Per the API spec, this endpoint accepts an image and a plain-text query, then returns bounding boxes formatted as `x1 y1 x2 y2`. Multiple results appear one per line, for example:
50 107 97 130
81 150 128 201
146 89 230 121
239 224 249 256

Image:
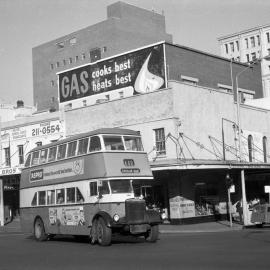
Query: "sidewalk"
0 219 243 234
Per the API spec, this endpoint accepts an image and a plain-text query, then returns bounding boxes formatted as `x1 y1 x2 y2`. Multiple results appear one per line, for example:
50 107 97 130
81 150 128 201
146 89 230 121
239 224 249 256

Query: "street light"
235 54 270 226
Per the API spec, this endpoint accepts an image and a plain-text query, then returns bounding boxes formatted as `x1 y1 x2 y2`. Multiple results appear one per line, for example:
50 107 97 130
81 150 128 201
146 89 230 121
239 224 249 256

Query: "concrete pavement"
0 218 243 234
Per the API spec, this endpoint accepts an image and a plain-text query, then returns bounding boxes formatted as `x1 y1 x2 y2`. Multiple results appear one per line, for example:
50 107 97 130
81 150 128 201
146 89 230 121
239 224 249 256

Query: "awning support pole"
0 179 4 226
240 169 248 226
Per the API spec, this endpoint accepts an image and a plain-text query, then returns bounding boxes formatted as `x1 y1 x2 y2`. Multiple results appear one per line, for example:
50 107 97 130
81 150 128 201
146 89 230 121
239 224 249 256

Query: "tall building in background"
32 1 172 112
218 24 270 97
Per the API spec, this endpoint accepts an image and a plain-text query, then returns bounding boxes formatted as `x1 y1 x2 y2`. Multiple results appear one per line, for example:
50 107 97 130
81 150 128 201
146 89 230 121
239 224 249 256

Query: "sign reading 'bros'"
58 43 166 103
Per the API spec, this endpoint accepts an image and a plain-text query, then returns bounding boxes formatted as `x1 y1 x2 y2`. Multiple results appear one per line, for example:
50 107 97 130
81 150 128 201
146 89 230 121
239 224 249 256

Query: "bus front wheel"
96 218 112 246
34 218 47 241
145 225 159 243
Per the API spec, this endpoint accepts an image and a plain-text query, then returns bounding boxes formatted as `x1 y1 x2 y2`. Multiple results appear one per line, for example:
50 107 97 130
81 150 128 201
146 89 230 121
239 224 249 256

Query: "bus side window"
78 138 89 155
40 149 48 164
31 193 37 206
99 181 110 195
25 153 31 167
67 141 77 157
76 188 84 203
90 182 97 196
47 190 55 205
48 146 57 162
56 189 65 204
38 191 46 206
67 187 75 203
89 136 101 152
31 151 40 166
57 144 67 160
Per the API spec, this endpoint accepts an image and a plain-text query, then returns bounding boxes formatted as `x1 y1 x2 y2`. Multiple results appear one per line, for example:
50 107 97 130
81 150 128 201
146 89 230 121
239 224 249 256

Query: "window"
31 193 37 206
154 128 166 155
103 135 124 150
4 147 11 167
69 37 77 45
38 191 46 206
89 136 101 152
257 35 260 46
90 182 97 196
245 38 249 49
263 136 268 163
81 53 86 60
251 52 256 61
236 41 239 51
57 41 64 49
110 180 132 194
48 146 57 162
56 189 65 204
230 42 234 52
50 63 54 70
99 181 110 195
50 80 55 87
47 190 55 205
124 136 143 151
268 48 270 56
67 141 77 157
250 36 255 47
90 48 101 62
63 59 66 66
248 135 254 162
102 46 107 53
69 57 73 64
56 62 60 68
57 144 67 160
267 32 270 43
18 145 24 165
36 141 42 147
225 44 228 54
25 154 31 167
40 149 48 164
31 151 40 166
75 55 79 62
78 138 89 155
246 54 250 62
76 188 84 203
67 187 76 203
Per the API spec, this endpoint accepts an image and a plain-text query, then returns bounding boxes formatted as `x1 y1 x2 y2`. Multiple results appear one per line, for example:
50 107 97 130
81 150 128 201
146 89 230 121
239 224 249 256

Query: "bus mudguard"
92 211 113 227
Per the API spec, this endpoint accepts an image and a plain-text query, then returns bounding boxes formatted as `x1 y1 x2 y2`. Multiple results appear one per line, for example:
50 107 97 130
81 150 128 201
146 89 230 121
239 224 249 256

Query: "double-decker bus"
20 128 161 246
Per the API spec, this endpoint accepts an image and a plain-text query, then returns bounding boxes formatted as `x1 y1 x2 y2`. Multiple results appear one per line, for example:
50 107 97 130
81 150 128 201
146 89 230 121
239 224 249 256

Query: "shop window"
47 190 55 205
154 128 166 156
248 135 254 162
67 141 77 157
4 147 11 167
18 145 24 165
263 136 268 163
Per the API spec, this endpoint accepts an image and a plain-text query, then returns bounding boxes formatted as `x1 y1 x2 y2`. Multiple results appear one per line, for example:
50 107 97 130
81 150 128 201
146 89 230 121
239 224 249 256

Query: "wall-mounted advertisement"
58 42 166 103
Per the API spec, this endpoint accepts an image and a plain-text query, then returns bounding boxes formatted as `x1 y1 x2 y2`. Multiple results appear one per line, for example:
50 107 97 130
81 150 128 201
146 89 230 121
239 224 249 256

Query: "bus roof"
29 128 141 153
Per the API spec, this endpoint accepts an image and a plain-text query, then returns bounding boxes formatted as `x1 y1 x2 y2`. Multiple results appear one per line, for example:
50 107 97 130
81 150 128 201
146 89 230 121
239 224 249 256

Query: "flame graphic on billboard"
134 53 164 93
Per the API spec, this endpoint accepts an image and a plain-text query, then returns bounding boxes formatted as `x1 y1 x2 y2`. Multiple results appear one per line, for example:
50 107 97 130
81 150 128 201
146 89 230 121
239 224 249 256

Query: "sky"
0 0 270 106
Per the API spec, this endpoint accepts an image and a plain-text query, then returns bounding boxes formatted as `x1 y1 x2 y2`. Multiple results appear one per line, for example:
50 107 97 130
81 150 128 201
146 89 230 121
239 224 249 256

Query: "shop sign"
0 167 21 176
169 196 195 219
264 186 270 193
58 43 166 103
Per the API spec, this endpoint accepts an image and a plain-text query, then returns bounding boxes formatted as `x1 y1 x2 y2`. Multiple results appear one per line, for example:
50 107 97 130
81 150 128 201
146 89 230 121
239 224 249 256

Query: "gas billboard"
58 42 166 103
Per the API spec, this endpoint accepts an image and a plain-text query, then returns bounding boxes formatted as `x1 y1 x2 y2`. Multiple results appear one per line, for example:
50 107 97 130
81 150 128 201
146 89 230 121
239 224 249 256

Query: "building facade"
218 24 270 97
59 42 270 224
0 111 64 224
32 1 172 112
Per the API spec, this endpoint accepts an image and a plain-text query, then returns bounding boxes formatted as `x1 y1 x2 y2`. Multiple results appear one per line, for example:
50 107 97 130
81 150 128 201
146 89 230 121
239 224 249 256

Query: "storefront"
150 160 270 224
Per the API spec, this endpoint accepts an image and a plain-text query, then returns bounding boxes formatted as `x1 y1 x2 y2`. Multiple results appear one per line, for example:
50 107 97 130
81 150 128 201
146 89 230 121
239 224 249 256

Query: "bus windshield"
110 180 133 194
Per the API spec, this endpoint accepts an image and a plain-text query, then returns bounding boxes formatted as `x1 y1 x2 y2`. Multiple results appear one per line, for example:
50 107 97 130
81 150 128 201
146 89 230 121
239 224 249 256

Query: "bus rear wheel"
34 218 47 241
96 218 112 246
145 225 159 243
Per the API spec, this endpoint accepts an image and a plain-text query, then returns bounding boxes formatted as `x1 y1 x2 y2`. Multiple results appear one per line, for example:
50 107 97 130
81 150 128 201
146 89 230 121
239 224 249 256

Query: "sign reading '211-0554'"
58 43 166 103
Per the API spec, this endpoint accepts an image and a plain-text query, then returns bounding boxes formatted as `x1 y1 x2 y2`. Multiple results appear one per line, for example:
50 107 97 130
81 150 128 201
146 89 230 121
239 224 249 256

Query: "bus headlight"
161 212 167 220
113 214 120 222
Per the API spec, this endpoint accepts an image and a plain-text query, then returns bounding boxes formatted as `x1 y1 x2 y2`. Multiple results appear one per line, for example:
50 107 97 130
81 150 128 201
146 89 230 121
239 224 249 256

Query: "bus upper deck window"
31 193 37 206
78 138 89 155
25 153 31 167
67 141 77 157
99 181 110 195
57 144 67 160
40 149 48 164
67 187 76 203
89 136 101 152
48 146 57 162
124 136 143 151
31 151 40 166
103 135 124 150
47 190 55 205
38 191 46 206
90 182 98 196
76 188 84 203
